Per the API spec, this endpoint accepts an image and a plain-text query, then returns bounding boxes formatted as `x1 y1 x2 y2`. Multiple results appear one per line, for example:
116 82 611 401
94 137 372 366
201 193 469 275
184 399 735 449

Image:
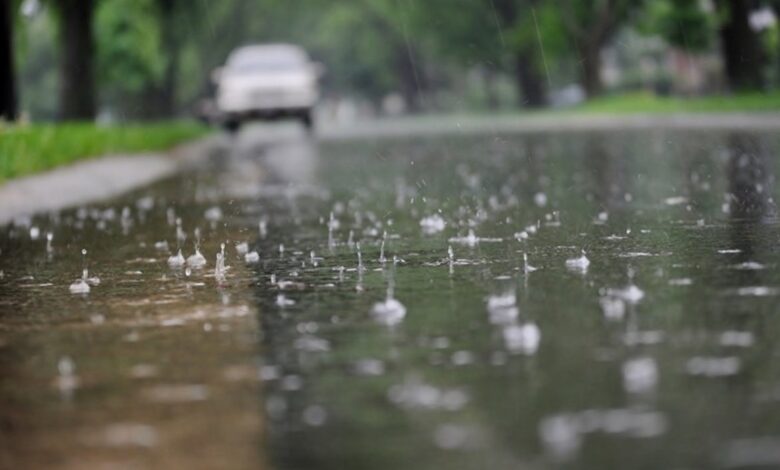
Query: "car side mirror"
211 66 224 84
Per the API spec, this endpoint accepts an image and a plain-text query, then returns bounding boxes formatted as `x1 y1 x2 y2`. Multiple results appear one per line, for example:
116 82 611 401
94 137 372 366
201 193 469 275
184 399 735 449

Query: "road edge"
0 134 223 226
318 112 780 140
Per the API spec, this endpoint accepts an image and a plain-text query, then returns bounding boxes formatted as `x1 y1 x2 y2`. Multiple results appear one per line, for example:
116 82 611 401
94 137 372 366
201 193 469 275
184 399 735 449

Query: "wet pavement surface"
2 124 780 469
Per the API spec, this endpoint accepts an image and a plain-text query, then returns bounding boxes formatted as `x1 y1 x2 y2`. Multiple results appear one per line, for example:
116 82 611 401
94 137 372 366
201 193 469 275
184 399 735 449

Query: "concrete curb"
0 135 221 226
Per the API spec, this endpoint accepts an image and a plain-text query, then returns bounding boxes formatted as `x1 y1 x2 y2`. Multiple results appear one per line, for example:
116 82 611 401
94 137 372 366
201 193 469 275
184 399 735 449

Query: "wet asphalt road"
3 121 780 469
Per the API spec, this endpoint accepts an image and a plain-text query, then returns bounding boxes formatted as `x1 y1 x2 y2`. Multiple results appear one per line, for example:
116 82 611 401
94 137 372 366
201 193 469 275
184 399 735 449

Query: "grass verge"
0 121 209 182
573 91 780 114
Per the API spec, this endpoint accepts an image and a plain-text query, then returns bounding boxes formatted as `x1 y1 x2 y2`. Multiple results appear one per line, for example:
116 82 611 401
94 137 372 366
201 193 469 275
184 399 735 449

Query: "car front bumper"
217 88 317 115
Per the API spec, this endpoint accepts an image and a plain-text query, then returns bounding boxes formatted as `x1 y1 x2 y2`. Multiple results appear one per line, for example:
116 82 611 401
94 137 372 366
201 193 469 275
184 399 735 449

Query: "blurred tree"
492 0 548 107
364 0 431 112
769 1 780 83
0 0 17 120
715 0 766 90
14 2 59 120
155 0 177 117
53 0 96 120
421 0 504 107
308 0 432 112
178 0 257 111
559 0 641 97
644 0 714 51
96 0 164 118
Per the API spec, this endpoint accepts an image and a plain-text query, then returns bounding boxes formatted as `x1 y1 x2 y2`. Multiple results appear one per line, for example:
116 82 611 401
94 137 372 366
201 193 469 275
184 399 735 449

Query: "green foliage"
96 0 165 95
573 90 780 113
10 0 780 117
14 7 58 119
0 121 207 181
642 0 714 51
310 1 405 100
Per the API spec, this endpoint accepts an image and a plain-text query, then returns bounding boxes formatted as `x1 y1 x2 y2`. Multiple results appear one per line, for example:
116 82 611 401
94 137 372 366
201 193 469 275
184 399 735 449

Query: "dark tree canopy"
9 0 780 119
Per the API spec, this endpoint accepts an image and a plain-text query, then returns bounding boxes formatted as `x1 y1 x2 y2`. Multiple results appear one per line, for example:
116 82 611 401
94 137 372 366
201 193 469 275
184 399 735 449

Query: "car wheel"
223 119 241 134
300 111 313 131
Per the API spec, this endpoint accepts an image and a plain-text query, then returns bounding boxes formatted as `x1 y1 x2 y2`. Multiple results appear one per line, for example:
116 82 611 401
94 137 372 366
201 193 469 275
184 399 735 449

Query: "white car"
214 44 321 131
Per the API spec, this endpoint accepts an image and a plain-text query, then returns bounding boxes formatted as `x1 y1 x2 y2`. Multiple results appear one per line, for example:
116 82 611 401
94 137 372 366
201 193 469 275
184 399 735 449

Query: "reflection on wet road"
3 123 780 469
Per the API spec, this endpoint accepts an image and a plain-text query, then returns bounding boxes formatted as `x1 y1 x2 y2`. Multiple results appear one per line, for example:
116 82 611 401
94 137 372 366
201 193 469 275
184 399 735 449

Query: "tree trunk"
0 0 16 121
717 0 765 91
493 0 547 108
515 49 547 108
773 3 780 85
395 42 425 113
58 0 96 121
579 44 602 98
157 0 177 118
483 66 499 110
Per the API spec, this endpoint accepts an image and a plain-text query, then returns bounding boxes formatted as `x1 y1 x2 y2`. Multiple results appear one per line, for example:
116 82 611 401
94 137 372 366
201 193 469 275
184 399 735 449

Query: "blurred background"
3 0 780 125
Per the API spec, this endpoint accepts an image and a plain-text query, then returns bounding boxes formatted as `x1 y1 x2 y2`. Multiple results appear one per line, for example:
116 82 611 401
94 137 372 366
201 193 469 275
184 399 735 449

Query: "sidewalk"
0 136 221 225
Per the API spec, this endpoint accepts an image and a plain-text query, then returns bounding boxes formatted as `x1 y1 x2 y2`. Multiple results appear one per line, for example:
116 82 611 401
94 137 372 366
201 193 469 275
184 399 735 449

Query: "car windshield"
227 48 306 73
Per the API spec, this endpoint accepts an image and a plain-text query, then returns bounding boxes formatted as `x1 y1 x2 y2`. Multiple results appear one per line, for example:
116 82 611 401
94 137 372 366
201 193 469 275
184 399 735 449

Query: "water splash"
449 229 501 247
622 357 658 394
215 243 227 284
167 249 185 268
565 249 590 272
187 249 207 268
276 294 295 307
371 280 406 326
388 376 468 411
539 408 666 460
503 322 540 355
69 249 99 294
69 277 90 294
378 231 387 263
258 218 268 238
608 267 644 304
120 206 133 234
420 214 446 234
328 212 339 249
55 356 79 398
449 229 479 247
245 250 260 264
523 253 538 274
186 229 207 268
487 291 519 325
599 296 626 321
175 218 186 247
204 206 223 223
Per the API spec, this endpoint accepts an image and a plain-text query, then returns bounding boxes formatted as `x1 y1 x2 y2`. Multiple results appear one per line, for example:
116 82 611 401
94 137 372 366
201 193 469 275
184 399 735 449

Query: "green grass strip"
572 91 780 114
0 121 209 182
